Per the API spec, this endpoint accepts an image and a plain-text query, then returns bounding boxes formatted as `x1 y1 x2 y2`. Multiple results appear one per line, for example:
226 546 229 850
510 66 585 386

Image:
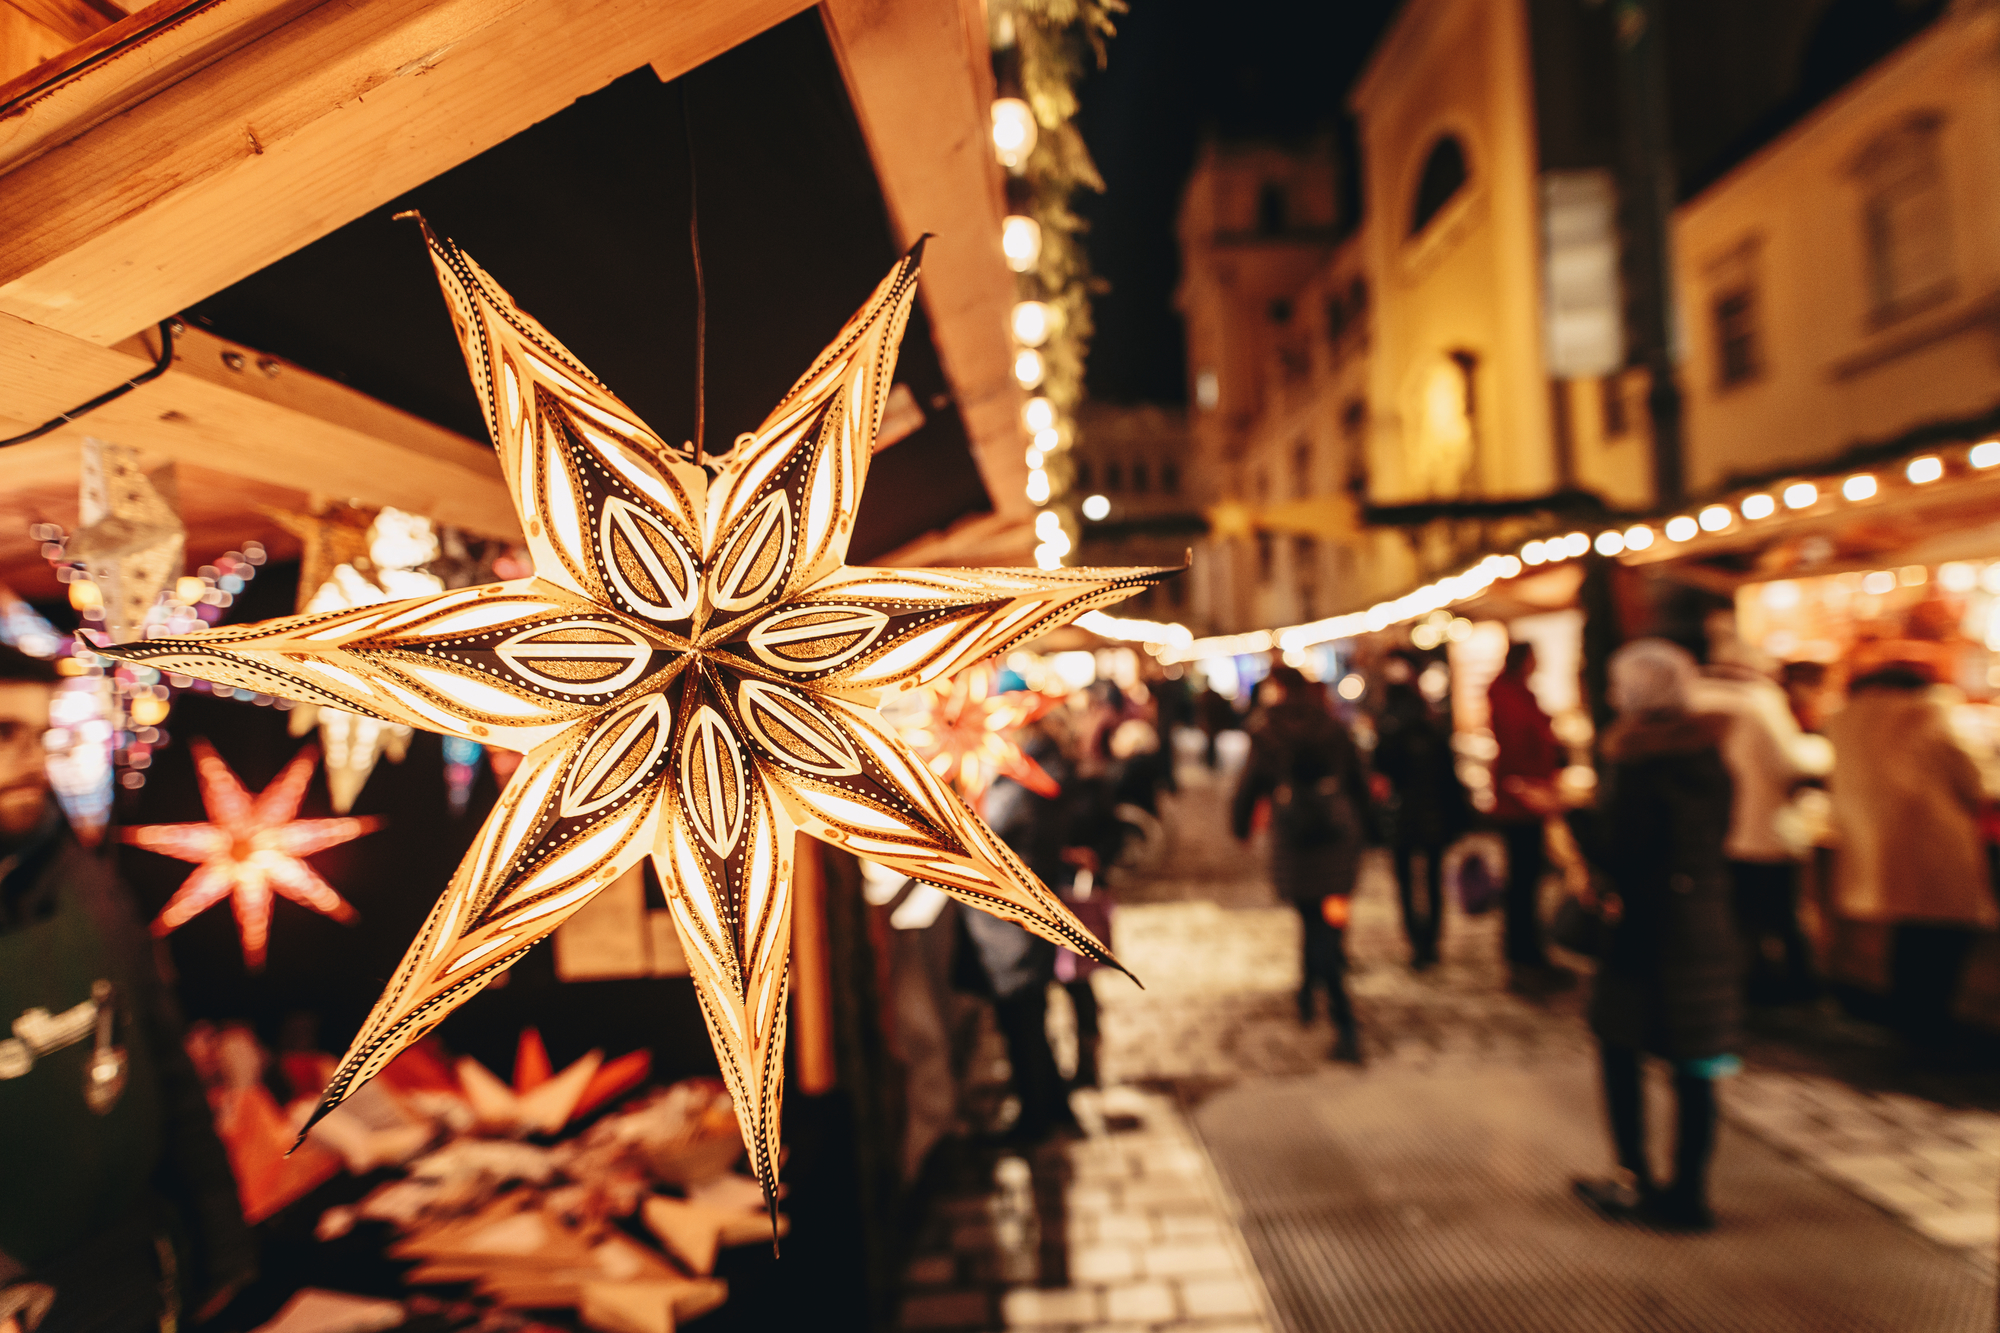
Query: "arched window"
1410 135 1469 236
1258 182 1288 236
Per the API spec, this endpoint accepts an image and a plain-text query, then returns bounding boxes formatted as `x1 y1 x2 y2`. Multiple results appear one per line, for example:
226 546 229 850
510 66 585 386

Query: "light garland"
1132 435 2000 666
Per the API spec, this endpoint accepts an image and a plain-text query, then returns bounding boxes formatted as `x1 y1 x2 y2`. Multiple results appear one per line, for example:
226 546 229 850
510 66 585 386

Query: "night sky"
1073 0 1399 406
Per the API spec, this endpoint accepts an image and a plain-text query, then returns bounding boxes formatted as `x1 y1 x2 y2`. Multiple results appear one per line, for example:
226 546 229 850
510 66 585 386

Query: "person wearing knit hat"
1572 638 1744 1232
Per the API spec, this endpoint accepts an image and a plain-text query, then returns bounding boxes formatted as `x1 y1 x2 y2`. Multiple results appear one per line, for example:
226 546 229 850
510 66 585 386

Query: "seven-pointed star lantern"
122 739 377 969
103 225 1173 1208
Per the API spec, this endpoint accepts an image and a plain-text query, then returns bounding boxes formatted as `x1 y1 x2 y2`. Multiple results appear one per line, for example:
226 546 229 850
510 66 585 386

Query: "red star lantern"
123 740 378 969
901 663 1060 801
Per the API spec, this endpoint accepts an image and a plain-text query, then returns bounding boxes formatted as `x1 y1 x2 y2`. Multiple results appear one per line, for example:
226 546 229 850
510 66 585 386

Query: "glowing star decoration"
67 439 185 643
284 511 438 812
122 740 378 969
101 224 1174 1212
894 663 1059 801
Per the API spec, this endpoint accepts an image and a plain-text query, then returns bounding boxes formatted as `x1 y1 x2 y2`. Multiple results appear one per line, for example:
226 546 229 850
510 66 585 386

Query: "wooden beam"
0 0 816 346
3 0 115 45
818 0 1031 521
0 311 521 535
0 1 312 177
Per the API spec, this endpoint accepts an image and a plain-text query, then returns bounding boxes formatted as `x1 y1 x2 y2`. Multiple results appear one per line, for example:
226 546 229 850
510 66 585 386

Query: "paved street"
894 757 2000 1331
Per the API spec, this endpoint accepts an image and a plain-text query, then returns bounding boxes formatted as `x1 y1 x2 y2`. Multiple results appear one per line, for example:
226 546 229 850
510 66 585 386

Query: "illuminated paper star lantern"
68 438 185 643
122 739 378 969
103 224 1172 1208
896 663 1059 801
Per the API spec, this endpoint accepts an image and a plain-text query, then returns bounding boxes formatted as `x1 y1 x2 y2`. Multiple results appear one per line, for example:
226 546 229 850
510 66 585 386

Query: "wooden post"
789 832 837 1095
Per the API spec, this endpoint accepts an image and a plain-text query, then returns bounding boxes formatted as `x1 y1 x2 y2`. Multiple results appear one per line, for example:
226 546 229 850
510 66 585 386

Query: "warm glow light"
1623 525 1654 551
1698 505 1732 532
1033 427 1060 452
1034 543 1064 570
1521 540 1547 565
1026 468 1051 504
1594 531 1624 556
1972 440 2000 469
1664 516 1698 542
1783 482 1818 509
1862 570 1895 595
1741 494 1775 520
1081 494 1111 520
1035 511 1064 539
1907 455 1944 484
990 98 1037 170
1940 561 1977 593
1000 215 1042 272
1496 555 1522 578
1011 300 1052 347
1563 532 1590 557
1336 673 1365 701
1843 473 1878 501
1025 446 1044 469
1023 397 1056 433
1012 348 1045 388
175 575 206 605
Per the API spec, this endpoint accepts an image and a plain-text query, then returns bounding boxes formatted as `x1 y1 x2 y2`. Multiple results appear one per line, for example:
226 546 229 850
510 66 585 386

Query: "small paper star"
123 740 378 969
898 663 1059 800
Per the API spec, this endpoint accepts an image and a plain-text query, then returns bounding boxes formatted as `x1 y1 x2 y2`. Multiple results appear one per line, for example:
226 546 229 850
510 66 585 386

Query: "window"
1411 135 1469 236
1254 468 1270 504
1105 460 1124 491
1268 298 1293 325
1132 461 1150 493
1341 399 1369 497
1075 459 1093 489
1854 114 1954 324
1195 370 1220 410
1292 441 1313 498
1258 182 1288 236
1599 374 1629 437
1712 287 1761 388
1161 463 1180 495
1256 532 1274 584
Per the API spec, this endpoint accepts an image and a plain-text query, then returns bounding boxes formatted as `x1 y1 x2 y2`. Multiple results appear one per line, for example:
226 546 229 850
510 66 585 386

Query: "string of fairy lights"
1077 438 2000 665
987 0 1122 571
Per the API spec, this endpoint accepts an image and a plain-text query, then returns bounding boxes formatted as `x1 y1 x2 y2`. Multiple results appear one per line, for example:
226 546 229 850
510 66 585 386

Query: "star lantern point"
101 223 1174 1210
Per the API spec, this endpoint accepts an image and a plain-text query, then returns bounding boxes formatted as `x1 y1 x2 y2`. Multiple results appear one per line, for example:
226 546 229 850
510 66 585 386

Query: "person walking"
1232 665 1370 1062
1373 655 1469 970
1824 661 1997 1060
1573 639 1743 1233
1487 641 1572 994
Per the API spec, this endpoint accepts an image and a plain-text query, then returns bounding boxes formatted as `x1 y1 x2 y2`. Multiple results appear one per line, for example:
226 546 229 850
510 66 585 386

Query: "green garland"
999 0 1123 523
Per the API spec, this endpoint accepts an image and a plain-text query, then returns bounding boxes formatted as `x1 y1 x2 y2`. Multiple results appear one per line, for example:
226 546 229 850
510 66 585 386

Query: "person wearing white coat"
1688 662 1830 1004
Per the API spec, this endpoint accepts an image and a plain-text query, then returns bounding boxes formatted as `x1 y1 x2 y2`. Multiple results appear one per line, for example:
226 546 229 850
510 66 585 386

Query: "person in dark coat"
1487 641 1573 994
1572 639 1743 1232
1231 666 1370 1062
0 646 253 1333
1372 655 1470 970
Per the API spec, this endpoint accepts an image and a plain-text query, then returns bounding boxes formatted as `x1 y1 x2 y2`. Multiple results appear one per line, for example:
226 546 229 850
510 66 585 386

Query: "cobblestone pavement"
894 760 2000 1330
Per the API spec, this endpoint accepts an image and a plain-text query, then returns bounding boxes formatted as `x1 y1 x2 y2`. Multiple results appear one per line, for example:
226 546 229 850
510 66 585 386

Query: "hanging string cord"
683 81 706 462
0 319 178 451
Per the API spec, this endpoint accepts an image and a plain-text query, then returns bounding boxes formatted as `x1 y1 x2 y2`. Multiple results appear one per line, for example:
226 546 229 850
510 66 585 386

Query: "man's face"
0 681 53 838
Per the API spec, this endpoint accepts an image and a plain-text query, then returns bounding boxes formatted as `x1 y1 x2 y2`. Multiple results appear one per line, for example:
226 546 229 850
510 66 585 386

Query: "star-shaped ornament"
896 662 1060 801
123 740 378 969
105 223 1174 1208
68 438 185 643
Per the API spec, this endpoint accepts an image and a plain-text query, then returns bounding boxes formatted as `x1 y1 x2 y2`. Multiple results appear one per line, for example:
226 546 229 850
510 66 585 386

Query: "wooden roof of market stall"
0 0 1036 597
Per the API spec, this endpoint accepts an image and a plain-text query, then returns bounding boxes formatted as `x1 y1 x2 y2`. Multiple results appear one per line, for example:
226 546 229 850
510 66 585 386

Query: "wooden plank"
818 0 1032 520
0 1 311 177
875 510 1033 568
0 0 816 346
2 0 113 44
0 311 521 535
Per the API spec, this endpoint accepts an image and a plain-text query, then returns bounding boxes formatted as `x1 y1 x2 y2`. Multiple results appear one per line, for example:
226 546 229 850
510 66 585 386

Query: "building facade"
1169 0 1996 640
